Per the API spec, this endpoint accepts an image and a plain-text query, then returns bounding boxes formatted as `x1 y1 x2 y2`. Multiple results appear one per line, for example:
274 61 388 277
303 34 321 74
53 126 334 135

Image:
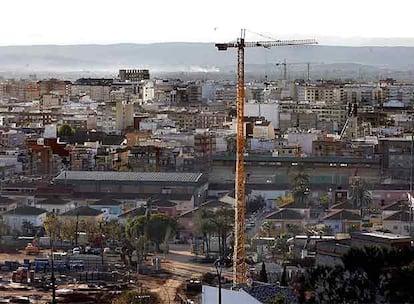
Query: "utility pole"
51 234 56 304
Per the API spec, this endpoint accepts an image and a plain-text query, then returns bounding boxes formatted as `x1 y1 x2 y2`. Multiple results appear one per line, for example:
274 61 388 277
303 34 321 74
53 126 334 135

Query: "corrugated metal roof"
55 171 203 183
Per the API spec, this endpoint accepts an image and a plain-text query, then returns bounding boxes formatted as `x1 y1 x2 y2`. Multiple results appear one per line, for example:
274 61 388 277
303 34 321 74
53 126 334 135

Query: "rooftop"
324 209 361 221
3 205 47 216
243 283 297 303
383 210 411 222
90 198 122 206
352 231 412 240
55 171 203 183
37 196 70 206
331 201 358 210
61 206 103 217
118 206 148 219
265 209 305 220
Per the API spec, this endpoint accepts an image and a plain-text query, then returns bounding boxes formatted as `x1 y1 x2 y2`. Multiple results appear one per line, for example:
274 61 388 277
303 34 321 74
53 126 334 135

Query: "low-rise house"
381 200 407 218
149 197 177 217
60 206 104 223
0 196 17 214
264 209 306 234
35 196 75 214
89 198 123 220
323 209 361 234
2 205 47 232
383 211 413 236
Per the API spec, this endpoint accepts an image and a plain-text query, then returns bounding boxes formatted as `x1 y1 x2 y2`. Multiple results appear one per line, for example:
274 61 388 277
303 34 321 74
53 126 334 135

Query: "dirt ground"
0 245 230 304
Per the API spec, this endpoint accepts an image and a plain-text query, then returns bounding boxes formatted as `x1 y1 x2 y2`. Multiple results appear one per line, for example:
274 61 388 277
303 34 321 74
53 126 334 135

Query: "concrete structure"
245 101 279 129
116 100 134 131
71 78 112 102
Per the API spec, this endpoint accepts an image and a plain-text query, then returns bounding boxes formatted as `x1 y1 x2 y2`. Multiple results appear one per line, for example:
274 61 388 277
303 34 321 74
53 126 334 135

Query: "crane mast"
215 30 317 285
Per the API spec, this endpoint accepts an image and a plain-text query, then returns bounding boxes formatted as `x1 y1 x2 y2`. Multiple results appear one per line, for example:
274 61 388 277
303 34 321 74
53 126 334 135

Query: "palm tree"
349 178 372 216
291 166 310 207
193 209 215 256
210 208 234 257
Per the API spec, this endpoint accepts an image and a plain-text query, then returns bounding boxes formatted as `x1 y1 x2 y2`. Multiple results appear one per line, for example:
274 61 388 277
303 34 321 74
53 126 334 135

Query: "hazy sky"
1 0 414 45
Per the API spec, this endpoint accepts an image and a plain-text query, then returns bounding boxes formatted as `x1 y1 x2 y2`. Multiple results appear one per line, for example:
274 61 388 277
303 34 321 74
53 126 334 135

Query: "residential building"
60 206 104 223
263 209 306 235
69 146 96 171
116 100 134 132
0 196 17 214
71 78 112 102
35 196 75 214
383 211 413 236
323 209 361 234
2 206 47 232
89 198 123 220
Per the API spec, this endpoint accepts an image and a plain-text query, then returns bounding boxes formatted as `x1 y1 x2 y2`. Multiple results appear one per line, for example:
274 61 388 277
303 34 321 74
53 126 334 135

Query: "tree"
259 262 268 283
58 124 75 137
318 225 333 235
267 293 288 304
275 195 294 208
291 167 310 207
60 219 77 245
287 224 301 236
261 221 274 237
303 246 414 304
101 219 123 242
126 214 178 254
43 213 60 244
318 193 331 209
81 220 100 245
247 195 266 214
349 178 372 214
210 208 234 257
147 214 178 252
112 290 161 304
193 208 215 256
270 234 290 261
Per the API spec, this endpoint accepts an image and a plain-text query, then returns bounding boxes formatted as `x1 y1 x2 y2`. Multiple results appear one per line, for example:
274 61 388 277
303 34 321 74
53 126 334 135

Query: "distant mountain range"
1 43 414 80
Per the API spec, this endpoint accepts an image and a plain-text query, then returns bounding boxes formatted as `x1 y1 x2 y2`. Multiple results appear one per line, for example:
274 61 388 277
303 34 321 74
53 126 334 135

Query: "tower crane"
215 29 317 285
275 59 320 81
